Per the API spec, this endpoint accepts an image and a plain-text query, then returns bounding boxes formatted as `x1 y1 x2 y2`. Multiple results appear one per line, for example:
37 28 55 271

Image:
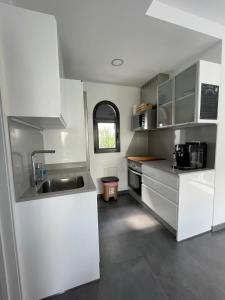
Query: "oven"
128 160 142 198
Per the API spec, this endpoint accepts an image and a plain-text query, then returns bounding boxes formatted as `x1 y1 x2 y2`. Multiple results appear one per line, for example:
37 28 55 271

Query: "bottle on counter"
172 152 177 169
35 163 48 182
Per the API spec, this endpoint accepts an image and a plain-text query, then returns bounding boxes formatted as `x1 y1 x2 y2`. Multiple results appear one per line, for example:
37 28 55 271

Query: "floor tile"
45 194 225 300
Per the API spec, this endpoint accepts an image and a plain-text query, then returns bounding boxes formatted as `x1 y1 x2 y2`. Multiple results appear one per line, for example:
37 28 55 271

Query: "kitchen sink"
37 177 84 194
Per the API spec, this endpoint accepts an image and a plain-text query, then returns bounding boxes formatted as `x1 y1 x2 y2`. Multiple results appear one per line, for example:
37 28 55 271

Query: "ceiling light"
111 58 124 67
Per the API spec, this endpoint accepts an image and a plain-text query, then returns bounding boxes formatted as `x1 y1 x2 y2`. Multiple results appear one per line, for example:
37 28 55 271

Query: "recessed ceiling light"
111 58 124 67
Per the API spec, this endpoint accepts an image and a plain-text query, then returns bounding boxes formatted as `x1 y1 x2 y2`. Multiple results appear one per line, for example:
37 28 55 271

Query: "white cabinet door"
197 60 221 124
16 191 100 300
142 174 178 204
177 171 215 241
142 184 178 230
43 79 87 164
0 4 61 119
142 164 179 189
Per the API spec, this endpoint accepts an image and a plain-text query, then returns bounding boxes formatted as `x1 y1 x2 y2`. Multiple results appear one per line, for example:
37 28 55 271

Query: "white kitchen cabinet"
15 190 100 300
0 4 65 128
142 174 178 204
142 165 179 189
142 161 215 241
43 79 87 164
142 184 178 229
196 60 221 123
157 60 221 128
177 171 215 242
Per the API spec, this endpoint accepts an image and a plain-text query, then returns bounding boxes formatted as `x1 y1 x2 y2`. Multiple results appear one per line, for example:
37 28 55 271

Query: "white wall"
213 40 225 226
84 82 140 193
170 41 221 77
0 0 14 4
43 79 86 164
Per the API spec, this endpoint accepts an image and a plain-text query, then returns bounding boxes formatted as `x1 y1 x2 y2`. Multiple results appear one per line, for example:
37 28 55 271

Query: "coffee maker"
174 142 207 170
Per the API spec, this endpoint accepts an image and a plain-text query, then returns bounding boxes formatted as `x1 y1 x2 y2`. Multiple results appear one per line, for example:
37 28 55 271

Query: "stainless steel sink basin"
37 177 84 194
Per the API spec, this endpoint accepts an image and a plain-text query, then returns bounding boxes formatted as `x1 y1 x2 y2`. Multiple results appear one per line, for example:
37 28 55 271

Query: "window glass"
98 123 116 149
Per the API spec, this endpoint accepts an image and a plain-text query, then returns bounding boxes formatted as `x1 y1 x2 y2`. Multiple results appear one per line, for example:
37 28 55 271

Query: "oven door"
128 168 142 196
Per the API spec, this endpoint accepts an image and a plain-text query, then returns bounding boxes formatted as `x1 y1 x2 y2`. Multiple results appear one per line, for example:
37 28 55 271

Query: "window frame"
93 100 120 153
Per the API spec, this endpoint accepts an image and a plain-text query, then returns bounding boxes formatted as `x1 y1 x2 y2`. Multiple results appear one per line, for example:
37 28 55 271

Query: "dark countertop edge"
16 170 96 203
17 186 96 203
127 156 162 160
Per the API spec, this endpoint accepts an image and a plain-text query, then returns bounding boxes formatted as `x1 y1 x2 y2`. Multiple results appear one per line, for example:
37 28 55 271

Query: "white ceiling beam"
146 0 225 40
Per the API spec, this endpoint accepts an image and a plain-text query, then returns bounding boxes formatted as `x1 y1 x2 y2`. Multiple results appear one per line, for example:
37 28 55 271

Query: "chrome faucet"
31 150 55 187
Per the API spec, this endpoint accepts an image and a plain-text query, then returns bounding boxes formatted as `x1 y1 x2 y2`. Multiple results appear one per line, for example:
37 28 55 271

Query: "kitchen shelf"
159 101 173 107
175 92 195 103
149 122 217 131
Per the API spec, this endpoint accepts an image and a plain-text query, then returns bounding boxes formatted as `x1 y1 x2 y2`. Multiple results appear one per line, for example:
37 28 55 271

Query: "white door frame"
0 93 22 300
0 231 8 300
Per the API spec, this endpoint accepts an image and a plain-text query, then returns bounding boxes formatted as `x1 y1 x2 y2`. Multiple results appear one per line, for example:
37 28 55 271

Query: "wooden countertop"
127 156 162 164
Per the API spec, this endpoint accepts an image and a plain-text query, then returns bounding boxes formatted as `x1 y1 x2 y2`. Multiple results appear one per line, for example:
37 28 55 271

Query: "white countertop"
142 160 214 176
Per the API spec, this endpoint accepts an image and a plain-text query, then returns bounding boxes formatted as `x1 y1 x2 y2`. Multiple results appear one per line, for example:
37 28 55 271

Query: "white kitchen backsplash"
8 119 45 199
148 124 217 168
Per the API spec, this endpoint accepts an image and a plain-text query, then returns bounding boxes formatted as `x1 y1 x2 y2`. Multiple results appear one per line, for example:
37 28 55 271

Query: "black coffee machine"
174 142 207 170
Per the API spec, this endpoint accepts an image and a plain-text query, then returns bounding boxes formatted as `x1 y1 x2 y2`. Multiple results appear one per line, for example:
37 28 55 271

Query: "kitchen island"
15 166 99 300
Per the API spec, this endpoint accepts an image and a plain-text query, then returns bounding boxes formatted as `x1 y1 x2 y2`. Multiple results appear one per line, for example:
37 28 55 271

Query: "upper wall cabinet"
43 79 86 164
0 4 65 129
157 79 173 127
174 64 196 125
141 73 169 105
157 60 221 128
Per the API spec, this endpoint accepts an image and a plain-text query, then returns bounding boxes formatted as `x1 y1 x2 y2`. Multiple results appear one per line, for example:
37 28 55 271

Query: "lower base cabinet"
15 191 100 300
142 184 177 230
177 172 214 242
142 165 215 242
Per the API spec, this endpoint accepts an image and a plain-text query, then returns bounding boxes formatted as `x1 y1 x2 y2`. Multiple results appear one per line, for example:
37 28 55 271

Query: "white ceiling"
14 0 219 87
159 0 225 26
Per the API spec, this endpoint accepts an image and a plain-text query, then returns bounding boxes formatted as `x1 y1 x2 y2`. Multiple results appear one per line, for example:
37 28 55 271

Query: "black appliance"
174 142 207 170
128 160 142 198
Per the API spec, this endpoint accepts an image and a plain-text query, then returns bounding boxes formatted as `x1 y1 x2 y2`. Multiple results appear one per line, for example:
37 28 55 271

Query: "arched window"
93 101 120 153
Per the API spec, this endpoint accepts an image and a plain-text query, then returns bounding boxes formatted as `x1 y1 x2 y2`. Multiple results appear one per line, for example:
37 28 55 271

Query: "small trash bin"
101 176 119 201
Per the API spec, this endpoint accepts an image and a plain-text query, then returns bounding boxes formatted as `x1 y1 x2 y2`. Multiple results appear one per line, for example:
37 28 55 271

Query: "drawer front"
142 174 179 204
142 184 177 230
142 165 179 189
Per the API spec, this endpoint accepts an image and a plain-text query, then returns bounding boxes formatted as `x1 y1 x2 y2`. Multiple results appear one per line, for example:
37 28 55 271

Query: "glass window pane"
175 64 196 100
175 95 195 124
158 79 172 105
98 123 116 149
96 104 116 120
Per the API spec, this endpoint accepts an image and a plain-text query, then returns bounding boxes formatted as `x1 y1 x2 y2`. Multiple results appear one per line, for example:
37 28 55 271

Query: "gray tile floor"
47 194 225 300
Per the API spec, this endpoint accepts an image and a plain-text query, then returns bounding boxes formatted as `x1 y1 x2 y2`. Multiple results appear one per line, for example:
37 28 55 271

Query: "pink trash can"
101 176 119 201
